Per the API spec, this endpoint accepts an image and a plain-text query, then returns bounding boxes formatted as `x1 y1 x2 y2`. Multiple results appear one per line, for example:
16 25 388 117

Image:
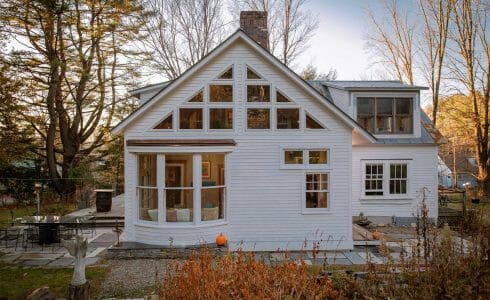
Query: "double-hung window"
363 161 409 198
305 173 329 209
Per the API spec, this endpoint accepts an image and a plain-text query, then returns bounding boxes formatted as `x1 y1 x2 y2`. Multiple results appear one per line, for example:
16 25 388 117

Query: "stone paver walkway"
0 229 117 267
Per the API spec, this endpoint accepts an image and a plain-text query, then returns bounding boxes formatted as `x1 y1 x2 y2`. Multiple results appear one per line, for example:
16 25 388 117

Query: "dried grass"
159 250 339 300
159 192 490 299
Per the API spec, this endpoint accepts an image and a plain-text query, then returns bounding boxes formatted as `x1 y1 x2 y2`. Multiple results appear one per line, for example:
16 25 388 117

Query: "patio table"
20 215 91 244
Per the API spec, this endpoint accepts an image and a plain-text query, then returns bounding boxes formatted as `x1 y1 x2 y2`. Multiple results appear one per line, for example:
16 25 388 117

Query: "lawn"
0 263 108 299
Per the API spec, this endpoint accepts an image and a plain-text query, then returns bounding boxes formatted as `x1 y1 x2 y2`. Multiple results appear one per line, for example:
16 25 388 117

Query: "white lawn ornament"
63 235 88 286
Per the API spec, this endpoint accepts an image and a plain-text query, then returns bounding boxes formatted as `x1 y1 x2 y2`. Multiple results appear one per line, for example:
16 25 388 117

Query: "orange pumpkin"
216 233 227 247
372 230 381 240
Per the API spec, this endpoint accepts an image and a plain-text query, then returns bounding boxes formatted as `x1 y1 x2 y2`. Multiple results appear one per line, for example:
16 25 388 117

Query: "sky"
294 0 371 79
292 0 417 80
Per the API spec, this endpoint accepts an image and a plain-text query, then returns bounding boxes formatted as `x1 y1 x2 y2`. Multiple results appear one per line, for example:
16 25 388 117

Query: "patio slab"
358 252 383 264
21 259 51 266
0 253 22 264
17 252 64 261
343 251 365 264
46 257 74 267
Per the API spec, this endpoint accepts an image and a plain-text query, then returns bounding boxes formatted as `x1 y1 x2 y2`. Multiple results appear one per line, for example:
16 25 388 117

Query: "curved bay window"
165 154 194 222
201 154 225 221
138 154 158 222
136 152 227 225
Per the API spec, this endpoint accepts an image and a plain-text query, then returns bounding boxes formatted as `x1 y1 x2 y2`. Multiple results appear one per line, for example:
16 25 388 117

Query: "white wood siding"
123 41 354 250
352 145 438 219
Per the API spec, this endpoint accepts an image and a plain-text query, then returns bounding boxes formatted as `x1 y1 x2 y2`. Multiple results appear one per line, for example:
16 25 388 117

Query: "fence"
0 177 124 208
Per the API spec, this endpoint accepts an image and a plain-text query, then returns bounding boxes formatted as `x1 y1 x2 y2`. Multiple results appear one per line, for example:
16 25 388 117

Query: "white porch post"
157 154 165 224
193 154 202 225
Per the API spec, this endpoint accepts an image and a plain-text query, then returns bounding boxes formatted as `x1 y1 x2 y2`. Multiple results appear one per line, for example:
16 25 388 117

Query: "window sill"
280 165 330 170
360 196 412 201
301 209 332 215
135 220 228 229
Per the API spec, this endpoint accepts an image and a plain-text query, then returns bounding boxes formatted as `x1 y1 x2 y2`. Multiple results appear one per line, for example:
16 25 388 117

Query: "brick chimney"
240 11 269 50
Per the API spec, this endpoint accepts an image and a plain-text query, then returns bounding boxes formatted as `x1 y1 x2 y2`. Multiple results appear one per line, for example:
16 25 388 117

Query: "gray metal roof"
319 80 428 91
307 81 333 102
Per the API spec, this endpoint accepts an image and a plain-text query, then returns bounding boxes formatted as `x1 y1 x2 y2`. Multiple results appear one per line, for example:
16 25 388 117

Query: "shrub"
338 194 490 299
159 250 339 299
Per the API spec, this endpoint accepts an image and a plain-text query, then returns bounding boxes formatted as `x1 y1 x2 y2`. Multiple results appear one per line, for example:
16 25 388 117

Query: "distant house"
440 150 478 189
438 157 453 189
112 12 441 250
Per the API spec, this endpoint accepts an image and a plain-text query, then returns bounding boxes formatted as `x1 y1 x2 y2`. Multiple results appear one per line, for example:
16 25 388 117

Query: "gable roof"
111 29 376 143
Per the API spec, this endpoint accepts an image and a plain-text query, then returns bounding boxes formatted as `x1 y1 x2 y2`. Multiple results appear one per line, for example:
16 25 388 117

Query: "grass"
0 203 78 227
0 263 108 299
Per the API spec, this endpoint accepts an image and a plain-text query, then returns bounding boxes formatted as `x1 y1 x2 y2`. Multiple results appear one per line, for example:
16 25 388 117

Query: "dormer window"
357 97 413 134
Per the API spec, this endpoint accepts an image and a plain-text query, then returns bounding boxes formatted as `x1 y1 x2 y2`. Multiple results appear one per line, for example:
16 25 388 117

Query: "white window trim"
246 84 271 104
214 64 234 81
280 148 331 170
304 110 329 131
301 171 332 214
275 107 301 131
208 83 235 103
275 88 296 104
352 92 419 138
208 106 234 131
245 106 272 131
148 110 174 132
177 106 205 132
245 64 266 81
360 160 412 200
136 153 159 224
135 153 228 227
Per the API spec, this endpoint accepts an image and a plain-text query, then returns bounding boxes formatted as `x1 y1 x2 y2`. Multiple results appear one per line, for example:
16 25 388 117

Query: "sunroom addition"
137 152 227 225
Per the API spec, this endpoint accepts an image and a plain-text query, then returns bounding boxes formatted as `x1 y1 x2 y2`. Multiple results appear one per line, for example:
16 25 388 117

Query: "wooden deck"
353 224 379 245
438 205 463 225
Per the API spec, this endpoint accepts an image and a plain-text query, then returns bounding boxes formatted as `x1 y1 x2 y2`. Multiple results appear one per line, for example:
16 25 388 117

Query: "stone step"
106 242 227 259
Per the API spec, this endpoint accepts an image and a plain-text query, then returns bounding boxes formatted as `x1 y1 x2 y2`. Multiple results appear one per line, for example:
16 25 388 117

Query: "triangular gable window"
154 114 173 129
188 89 203 103
218 67 233 79
306 113 325 129
276 91 292 103
247 67 262 79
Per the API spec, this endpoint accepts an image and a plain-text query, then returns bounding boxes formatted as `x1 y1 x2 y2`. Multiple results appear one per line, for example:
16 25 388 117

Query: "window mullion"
193 154 202 225
384 162 389 196
157 154 165 224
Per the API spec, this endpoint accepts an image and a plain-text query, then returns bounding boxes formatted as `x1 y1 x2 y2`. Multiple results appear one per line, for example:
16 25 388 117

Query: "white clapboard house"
112 12 441 250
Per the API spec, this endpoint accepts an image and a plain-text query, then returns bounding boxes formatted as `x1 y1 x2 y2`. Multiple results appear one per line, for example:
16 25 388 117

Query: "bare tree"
230 0 319 66
449 0 490 191
140 0 228 80
365 0 416 84
419 0 452 126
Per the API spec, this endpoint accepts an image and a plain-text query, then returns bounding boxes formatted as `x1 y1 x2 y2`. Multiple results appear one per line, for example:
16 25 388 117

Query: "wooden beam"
126 139 236 147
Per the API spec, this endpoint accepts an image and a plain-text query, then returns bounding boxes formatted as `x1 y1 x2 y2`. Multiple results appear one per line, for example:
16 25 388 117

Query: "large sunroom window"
136 153 227 224
138 154 158 222
201 154 225 221
165 154 194 222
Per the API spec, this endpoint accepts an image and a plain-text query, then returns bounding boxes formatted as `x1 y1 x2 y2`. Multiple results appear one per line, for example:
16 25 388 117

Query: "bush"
159 250 339 299
338 197 490 299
